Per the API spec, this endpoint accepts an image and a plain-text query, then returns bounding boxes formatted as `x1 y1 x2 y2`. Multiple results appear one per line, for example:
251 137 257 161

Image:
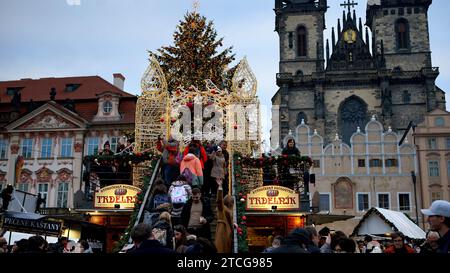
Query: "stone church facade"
271 0 446 148
283 116 418 234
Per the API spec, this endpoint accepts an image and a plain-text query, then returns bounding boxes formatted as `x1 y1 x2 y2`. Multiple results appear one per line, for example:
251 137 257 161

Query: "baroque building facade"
0 74 136 209
413 109 450 227
271 0 446 148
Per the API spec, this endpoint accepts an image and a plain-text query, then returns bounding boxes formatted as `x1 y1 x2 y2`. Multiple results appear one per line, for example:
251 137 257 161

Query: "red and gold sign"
94 184 141 209
246 186 299 211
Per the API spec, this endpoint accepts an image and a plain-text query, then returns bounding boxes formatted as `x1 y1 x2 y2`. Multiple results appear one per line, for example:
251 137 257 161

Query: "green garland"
233 153 313 253
84 151 159 165
111 157 160 253
233 153 249 253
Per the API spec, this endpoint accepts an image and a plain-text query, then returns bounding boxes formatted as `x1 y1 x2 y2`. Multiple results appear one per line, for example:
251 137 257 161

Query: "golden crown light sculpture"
134 56 262 186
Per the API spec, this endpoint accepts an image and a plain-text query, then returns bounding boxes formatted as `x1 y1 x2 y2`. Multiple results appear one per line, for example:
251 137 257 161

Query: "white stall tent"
351 207 426 240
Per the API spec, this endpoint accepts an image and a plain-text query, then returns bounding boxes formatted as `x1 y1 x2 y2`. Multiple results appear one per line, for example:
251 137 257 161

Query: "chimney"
113 73 125 90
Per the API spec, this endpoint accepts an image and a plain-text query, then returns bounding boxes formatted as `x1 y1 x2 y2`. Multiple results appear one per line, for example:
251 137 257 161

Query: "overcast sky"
1 0 449 146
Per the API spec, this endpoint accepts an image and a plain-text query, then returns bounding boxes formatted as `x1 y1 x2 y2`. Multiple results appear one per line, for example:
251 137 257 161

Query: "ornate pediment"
36 167 54 183
56 168 73 182
19 110 77 130
19 169 33 184
5 101 88 132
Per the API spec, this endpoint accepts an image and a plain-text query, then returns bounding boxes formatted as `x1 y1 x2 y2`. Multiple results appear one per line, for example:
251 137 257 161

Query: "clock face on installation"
343 29 357 44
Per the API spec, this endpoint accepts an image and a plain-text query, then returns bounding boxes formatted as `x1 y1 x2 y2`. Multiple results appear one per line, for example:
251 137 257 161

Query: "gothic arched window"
396 18 410 50
297 112 307 125
297 26 307 57
338 96 368 144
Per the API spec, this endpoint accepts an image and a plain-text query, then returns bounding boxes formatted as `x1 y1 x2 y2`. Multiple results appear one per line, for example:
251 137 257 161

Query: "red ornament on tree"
242 215 247 221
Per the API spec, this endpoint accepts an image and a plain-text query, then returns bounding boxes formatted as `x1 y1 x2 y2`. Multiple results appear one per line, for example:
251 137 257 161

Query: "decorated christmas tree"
149 11 235 92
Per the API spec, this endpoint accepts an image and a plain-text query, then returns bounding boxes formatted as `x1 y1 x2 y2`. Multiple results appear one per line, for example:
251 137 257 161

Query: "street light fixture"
411 171 419 224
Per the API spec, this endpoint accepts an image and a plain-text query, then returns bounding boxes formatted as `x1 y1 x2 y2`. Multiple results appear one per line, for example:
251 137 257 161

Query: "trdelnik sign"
94 184 141 209
246 186 300 211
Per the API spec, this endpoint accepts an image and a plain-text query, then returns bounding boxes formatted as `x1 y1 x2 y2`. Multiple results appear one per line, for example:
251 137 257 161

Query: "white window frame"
103 101 113 113
397 192 411 212
57 182 69 208
0 139 8 159
86 137 99 156
318 192 332 213
109 137 120 154
376 192 391 210
60 137 73 157
431 191 442 203
40 137 53 158
21 138 33 158
427 137 437 150
38 183 49 208
447 160 450 177
17 183 29 193
356 192 371 212
428 160 440 177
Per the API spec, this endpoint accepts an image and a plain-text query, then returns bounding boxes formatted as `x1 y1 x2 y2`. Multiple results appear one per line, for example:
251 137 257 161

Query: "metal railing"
231 157 238 253
128 158 162 242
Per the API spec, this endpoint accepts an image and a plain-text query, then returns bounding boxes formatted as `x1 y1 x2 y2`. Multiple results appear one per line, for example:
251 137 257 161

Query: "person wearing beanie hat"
421 200 450 253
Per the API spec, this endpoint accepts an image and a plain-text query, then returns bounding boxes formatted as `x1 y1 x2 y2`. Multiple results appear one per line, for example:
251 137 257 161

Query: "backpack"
181 168 193 185
152 227 167 246
152 194 171 211
170 185 188 204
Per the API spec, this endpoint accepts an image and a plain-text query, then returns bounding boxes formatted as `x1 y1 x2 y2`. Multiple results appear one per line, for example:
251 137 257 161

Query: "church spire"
359 18 363 35
366 27 370 50
332 27 336 47
326 39 330 64
338 19 341 35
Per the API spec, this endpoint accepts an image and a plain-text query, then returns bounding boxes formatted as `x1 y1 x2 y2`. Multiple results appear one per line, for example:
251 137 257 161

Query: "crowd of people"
0 236 94 254
125 138 234 253
261 200 450 254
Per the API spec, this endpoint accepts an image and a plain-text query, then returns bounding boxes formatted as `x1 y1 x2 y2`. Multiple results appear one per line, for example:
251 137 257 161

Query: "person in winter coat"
180 146 204 187
271 228 310 253
169 175 192 226
79 240 93 253
384 232 416 253
1 184 14 212
280 138 300 188
180 188 213 240
209 147 226 182
174 225 189 253
421 200 450 253
152 212 174 249
147 183 172 213
214 178 234 253
128 223 176 254
157 136 180 185
282 138 300 156
183 140 208 169
420 231 440 254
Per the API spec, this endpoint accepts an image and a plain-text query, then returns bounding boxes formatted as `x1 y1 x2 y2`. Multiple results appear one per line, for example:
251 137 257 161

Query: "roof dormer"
92 91 122 122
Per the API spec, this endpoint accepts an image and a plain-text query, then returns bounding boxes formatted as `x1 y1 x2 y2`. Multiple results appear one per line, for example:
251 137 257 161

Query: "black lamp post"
411 171 419 224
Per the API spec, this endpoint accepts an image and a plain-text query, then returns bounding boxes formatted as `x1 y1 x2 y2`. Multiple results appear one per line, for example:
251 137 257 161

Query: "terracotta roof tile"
0 76 135 102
